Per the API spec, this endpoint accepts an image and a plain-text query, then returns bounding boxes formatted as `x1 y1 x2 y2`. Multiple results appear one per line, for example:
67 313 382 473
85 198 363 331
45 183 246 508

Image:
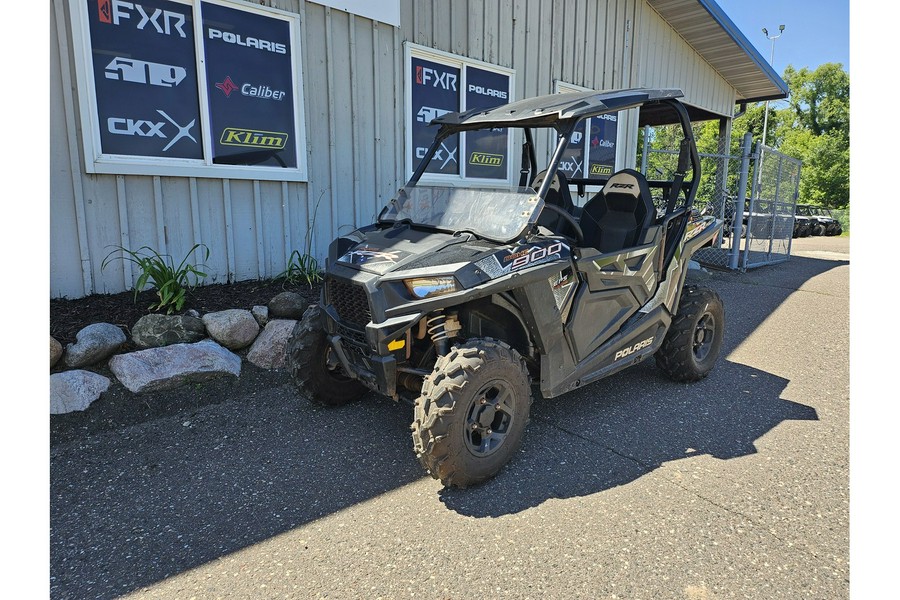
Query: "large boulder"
247 319 298 369
132 313 207 348
50 370 110 414
50 336 63 368
268 291 309 319
108 339 241 394
64 323 126 368
202 309 260 350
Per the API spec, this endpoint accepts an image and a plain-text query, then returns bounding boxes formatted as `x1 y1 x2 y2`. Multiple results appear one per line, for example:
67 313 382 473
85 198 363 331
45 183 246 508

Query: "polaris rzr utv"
287 88 725 487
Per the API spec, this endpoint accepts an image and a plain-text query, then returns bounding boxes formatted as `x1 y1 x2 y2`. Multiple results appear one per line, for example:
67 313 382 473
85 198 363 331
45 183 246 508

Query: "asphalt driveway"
50 235 849 599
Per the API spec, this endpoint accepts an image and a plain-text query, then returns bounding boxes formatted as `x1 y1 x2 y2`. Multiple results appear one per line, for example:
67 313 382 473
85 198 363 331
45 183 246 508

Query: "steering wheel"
540 203 584 246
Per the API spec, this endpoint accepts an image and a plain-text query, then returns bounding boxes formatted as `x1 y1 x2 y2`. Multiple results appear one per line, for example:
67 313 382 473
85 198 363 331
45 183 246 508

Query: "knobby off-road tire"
286 304 367 406
411 339 532 488
656 285 725 382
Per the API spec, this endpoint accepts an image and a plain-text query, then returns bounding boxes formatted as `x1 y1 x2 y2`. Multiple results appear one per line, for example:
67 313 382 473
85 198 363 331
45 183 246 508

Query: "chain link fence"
640 129 803 271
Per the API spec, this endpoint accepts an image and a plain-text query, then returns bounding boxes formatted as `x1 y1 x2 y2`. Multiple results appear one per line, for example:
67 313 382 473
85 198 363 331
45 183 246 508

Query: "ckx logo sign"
106 109 197 152
97 0 187 38
415 66 457 91
416 143 458 169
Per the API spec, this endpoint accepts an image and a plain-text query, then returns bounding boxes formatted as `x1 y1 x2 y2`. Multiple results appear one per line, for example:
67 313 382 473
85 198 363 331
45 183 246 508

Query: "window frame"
404 42 516 188
70 0 309 181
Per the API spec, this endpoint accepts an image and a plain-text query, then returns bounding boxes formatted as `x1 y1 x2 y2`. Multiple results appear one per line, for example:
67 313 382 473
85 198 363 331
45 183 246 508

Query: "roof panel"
647 0 788 103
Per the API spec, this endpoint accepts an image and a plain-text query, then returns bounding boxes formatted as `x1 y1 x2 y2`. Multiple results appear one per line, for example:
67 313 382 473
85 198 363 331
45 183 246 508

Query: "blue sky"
715 0 849 75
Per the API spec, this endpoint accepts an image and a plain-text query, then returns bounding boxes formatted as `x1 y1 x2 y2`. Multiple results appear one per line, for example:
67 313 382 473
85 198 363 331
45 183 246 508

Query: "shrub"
276 250 322 287
101 244 210 314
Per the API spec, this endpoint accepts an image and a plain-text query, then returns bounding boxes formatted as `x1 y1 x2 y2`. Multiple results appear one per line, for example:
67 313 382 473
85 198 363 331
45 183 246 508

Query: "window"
71 0 308 181
405 43 515 185
554 81 624 180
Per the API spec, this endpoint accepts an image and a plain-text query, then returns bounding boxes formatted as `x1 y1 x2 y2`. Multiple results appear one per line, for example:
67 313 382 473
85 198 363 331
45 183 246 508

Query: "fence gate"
641 130 802 271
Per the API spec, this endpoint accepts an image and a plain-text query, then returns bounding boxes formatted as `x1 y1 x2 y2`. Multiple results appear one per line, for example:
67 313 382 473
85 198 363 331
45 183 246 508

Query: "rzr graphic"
287 88 726 489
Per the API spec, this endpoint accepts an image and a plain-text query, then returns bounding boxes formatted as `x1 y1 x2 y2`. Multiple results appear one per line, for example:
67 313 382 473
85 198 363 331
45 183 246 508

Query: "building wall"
50 0 738 299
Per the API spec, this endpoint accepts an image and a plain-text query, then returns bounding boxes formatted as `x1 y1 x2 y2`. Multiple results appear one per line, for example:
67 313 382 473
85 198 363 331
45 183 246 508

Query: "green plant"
276 190 326 287
276 249 323 286
101 243 210 314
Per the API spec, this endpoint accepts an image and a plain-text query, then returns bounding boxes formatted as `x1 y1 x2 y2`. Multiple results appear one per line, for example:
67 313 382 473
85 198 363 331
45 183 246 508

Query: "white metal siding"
50 0 738 299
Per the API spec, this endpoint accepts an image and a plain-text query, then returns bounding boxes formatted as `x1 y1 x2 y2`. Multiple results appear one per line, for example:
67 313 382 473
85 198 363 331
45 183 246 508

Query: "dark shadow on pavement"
49 252 845 598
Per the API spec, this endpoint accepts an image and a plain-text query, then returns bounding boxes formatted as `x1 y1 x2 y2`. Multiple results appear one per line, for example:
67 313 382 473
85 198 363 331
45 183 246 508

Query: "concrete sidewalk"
50 236 849 599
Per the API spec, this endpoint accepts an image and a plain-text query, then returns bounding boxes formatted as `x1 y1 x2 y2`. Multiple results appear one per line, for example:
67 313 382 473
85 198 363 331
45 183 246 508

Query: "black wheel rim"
693 311 716 362
464 380 515 457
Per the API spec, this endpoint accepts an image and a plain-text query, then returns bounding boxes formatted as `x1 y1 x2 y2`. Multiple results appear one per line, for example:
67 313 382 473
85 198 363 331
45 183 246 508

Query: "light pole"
760 24 785 148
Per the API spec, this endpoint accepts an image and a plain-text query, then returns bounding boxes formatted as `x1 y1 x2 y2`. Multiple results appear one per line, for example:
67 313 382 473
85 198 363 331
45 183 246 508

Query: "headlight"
404 276 459 299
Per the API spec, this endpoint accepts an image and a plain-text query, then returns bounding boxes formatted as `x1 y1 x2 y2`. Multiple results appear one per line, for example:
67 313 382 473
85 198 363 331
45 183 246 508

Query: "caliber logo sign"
215 76 240 98
220 128 288 150
469 152 503 167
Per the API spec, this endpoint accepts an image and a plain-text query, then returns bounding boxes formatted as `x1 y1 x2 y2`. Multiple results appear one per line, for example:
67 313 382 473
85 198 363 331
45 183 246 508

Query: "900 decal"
505 241 565 271
477 241 570 279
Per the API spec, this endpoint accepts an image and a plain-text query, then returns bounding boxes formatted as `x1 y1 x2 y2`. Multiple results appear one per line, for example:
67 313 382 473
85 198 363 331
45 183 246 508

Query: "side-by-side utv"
287 88 725 487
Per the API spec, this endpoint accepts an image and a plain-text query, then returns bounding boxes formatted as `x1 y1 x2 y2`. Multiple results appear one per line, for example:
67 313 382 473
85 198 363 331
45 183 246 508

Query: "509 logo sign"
105 57 186 88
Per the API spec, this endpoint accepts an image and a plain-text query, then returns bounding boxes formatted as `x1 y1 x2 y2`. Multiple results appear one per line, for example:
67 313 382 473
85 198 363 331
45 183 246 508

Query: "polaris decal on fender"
614 337 654 361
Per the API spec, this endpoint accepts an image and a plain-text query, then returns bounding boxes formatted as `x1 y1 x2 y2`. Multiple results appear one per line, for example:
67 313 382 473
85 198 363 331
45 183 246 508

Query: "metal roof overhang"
648 0 789 104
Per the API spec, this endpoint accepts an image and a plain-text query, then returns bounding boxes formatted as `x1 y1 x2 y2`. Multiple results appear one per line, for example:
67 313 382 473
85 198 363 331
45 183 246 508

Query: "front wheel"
411 339 531 488
286 304 368 406
656 286 725 382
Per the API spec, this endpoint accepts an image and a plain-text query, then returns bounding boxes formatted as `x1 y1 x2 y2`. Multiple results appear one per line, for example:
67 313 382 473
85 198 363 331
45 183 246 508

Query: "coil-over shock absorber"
426 310 450 356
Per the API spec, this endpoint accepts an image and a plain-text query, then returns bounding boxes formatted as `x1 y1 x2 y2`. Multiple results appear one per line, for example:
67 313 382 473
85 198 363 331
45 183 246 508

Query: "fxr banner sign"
406 43 515 183
76 0 306 178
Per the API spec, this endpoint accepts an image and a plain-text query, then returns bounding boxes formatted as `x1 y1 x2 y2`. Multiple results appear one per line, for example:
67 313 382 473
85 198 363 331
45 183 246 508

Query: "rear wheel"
411 339 531 488
286 304 368 406
656 286 725 382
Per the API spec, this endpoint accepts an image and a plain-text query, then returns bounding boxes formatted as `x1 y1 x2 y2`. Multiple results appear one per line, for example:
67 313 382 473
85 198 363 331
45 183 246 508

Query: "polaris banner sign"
202 1 297 168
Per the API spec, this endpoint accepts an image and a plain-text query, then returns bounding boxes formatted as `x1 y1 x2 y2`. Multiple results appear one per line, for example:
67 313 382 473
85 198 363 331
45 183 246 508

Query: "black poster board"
410 56 461 175
588 113 618 177
202 2 297 168
88 0 203 159
464 66 510 180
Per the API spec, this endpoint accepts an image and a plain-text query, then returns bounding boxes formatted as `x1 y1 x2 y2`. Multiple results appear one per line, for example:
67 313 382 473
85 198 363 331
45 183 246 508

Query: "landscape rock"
50 370 110 414
185 309 201 318
268 291 308 319
108 339 241 393
132 314 207 348
202 309 260 349
64 323 126 368
247 319 298 369
251 305 269 327
50 336 63 368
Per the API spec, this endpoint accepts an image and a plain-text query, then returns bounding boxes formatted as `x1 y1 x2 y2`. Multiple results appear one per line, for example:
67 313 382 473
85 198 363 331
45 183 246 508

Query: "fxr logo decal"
100 1 187 38
415 66 457 90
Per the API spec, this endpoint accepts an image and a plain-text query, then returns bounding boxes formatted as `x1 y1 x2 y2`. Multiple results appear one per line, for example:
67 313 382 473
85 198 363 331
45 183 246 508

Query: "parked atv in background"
287 88 725 487
796 204 842 236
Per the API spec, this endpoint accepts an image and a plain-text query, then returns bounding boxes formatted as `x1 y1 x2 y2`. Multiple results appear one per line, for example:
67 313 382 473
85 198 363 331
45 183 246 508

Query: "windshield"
380 185 544 243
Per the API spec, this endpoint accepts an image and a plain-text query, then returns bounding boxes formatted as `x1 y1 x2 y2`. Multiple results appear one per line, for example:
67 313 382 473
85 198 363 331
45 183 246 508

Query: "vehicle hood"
329 225 499 276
